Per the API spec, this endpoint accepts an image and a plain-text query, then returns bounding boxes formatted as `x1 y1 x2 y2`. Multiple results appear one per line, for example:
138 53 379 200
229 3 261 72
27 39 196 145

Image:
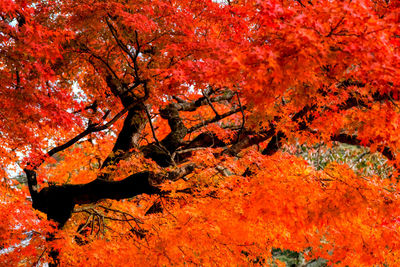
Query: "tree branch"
226 90 396 157
188 106 245 133
175 89 235 112
141 103 187 167
30 171 159 226
236 92 245 142
26 106 130 171
98 104 147 180
28 162 197 226
202 90 220 118
331 133 396 162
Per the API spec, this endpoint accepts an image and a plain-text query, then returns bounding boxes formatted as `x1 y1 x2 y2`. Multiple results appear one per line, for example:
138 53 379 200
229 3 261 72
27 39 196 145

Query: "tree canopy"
1 0 400 265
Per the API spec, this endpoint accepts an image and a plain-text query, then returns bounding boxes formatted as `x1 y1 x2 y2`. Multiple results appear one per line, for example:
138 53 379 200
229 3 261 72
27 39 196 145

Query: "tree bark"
98 105 147 180
26 170 159 226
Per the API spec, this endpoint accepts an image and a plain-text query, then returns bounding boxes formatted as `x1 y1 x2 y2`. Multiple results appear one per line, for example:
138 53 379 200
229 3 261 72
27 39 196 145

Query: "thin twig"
26 105 131 172
105 17 138 71
159 197 178 220
202 90 220 118
236 92 245 143
32 248 47 267
144 105 161 145
98 205 143 224
144 105 175 164
93 214 100 237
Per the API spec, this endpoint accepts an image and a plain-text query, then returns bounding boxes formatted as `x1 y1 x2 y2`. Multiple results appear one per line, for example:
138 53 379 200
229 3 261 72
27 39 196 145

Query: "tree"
1 0 400 265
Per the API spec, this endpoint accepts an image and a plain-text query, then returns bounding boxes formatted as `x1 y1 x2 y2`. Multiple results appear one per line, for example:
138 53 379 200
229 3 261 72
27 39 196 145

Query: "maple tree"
1 0 400 265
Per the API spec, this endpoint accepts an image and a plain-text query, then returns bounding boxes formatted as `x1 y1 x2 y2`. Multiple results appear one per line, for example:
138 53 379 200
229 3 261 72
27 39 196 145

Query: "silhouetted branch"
331 133 396 162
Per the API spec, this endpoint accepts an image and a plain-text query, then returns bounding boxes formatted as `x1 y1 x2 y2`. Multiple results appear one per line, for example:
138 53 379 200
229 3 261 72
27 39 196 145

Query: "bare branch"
188 106 245 133
144 105 162 146
105 17 138 71
202 90 220 118
98 205 144 224
25 105 132 175
331 133 396 162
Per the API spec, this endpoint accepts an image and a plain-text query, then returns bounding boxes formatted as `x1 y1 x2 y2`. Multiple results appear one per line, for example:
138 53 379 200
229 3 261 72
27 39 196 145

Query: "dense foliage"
1 0 400 265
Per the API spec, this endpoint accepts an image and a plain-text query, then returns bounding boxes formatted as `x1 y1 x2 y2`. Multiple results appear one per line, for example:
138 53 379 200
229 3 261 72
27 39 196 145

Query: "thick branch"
226 90 395 157
159 103 188 152
175 89 235 112
141 102 243 166
137 91 238 166
30 171 159 226
331 133 396 162
27 162 196 226
141 103 187 166
262 131 286 156
24 103 140 200
98 104 147 180
225 128 276 156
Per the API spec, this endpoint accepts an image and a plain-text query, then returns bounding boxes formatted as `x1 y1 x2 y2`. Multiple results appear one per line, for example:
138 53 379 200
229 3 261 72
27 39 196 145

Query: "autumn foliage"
1 0 400 265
